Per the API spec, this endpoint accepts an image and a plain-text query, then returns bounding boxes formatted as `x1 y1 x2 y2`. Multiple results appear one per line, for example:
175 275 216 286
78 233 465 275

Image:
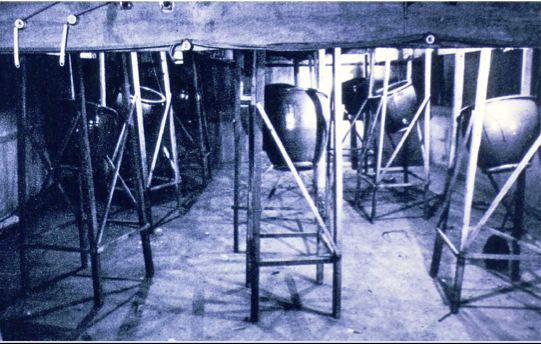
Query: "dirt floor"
0 153 540 341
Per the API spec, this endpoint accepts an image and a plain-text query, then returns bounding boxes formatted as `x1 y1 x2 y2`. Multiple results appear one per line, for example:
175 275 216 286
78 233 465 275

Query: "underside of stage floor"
0 155 540 341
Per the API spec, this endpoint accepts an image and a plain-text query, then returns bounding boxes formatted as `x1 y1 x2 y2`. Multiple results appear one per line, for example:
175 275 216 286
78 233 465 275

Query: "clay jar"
263 84 330 171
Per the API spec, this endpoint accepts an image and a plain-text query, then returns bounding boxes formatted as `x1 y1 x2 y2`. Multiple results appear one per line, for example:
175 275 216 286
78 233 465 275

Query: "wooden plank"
0 2 539 52
260 256 335 267
521 48 534 95
233 51 243 253
332 47 343 320
249 50 265 323
460 48 492 251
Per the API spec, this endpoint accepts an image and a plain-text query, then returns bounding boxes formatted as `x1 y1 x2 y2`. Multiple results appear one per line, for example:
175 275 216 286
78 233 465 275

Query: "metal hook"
160 1 174 13
13 19 26 68
59 14 77 67
425 34 436 45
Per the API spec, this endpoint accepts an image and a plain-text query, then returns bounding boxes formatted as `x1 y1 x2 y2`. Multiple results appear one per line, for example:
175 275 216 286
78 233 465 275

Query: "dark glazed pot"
44 100 119 176
114 86 167 166
372 81 418 134
263 84 330 171
342 77 369 117
114 86 166 120
460 95 540 170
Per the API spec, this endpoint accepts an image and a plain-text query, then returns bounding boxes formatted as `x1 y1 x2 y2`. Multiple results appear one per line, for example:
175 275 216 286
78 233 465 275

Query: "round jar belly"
263 84 330 171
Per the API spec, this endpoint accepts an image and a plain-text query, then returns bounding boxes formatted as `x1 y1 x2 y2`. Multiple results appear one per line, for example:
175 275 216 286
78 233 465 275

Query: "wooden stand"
429 48 541 313
173 54 213 189
234 49 342 322
17 53 154 307
354 48 433 223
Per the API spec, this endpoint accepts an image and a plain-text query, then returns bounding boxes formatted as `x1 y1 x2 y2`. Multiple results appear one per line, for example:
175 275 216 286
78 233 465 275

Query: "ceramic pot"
263 83 330 171
460 95 540 170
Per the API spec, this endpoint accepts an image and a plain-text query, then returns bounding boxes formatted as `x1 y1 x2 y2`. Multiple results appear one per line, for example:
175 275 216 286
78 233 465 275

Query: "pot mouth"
265 83 329 99
129 86 166 104
372 80 412 98
60 99 118 116
461 95 538 113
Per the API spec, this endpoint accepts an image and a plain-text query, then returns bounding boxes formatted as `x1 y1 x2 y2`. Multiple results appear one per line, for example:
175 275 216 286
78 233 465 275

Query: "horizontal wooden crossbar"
260 232 318 239
23 243 89 254
260 255 337 267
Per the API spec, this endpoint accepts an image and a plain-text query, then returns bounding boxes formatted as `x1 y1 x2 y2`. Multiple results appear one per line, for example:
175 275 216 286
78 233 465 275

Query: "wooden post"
521 48 533 96
129 52 154 277
233 51 244 253
449 51 465 170
294 58 300 87
245 52 257 288
161 51 182 209
510 170 526 281
452 48 492 313
460 48 492 251
407 51 413 83
332 47 343 319
192 56 210 185
315 48 326 284
74 55 103 307
371 48 391 222
429 49 465 278
17 57 29 294
423 49 433 219
249 50 265 323
99 52 106 107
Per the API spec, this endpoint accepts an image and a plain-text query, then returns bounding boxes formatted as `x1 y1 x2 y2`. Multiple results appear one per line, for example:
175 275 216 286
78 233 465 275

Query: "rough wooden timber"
0 2 539 53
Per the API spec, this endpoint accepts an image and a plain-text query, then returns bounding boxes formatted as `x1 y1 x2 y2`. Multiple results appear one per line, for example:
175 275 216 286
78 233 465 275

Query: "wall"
0 55 48 221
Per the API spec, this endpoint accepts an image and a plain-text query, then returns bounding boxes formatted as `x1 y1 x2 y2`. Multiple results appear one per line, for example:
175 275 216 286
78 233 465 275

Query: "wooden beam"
0 2 539 52
332 47 343 319
521 48 534 96
460 48 492 251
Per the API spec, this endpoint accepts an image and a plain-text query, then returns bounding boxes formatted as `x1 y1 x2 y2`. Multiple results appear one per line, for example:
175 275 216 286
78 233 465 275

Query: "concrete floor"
0 153 540 341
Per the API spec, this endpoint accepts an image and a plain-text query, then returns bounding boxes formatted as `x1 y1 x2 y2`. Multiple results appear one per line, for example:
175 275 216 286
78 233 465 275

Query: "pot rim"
265 83 329 99
60 99 118 116
130 86 166 104
372 80 413 98
461 95 538 113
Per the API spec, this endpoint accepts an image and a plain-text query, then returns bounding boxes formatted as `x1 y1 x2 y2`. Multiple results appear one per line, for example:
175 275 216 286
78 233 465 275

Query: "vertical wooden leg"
233 52 244 254
331 47 343 319
249 50 265 323
77 174 88 269
510 170 526 282
315 232 324 284
371 50 391 223
430 212 450 278
402 134 410 200
233 111 241 253
315 160 327 285
351 123 359 170
192 56 210 185
17 58 29 295
423 49 433 220
74 55 103 307
451 256 466 313
315 48 326 284
126 53 155 278
245 55 256 289
332 257 342 318
160 51 182 211
371 186 378 223
170 112 182 211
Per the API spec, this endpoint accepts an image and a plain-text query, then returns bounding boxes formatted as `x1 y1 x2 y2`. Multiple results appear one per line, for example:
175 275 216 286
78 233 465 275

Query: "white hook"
425 34 436 45
60 15 77 67
13 19 25 68
160 1 174 13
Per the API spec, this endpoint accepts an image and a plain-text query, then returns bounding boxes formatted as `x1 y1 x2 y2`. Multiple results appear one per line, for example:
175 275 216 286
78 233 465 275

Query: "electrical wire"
22 2 60 21
74 2 112 18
